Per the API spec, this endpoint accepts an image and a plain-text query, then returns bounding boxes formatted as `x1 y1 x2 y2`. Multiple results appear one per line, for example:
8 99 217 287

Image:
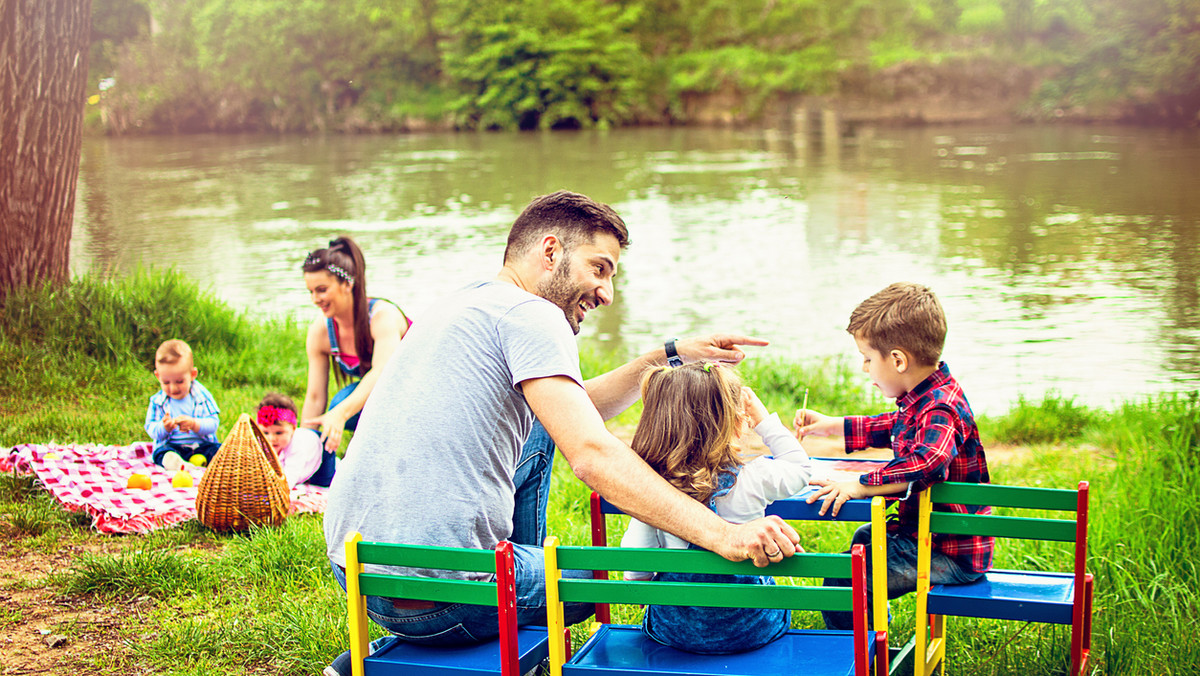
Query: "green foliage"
667 44 841 98
987 391 1093 445
88 0 1200 130
736 356 888 418
442 0 643 129
1053 0 1200 122
90 0 151 82
0 268 307 447
957 0 1006 33
219 517 331 589
0 267 241 368
59 548 218 598
1082 392 1200 673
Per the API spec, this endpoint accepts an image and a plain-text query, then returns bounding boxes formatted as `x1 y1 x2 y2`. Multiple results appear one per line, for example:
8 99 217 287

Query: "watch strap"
665 338 683 367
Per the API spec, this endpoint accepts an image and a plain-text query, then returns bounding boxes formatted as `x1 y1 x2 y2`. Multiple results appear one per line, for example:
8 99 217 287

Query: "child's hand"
162 414 178 433
793 408 842 439
174 415 197 433
741 387 769 428
805 478 867 517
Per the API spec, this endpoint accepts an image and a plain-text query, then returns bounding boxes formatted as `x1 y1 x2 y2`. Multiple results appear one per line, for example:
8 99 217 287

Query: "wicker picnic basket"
196 413 290 532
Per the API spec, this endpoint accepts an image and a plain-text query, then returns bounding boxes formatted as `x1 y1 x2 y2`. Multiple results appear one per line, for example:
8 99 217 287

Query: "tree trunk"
0 0 92 299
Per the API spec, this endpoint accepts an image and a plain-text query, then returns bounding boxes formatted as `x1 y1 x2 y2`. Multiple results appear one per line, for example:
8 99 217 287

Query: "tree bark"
0 0 92 299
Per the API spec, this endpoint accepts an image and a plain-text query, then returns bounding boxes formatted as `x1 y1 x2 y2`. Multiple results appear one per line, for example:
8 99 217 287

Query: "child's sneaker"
324 636 394 676
161 452 184 472
326 647 349 676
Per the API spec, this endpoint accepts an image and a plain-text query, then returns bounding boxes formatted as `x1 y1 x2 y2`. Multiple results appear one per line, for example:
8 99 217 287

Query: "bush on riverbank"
2 272 1198 674
87 0 1200 134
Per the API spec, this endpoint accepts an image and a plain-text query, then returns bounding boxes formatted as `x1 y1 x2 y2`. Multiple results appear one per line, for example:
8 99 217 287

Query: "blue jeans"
822 523 983 630
308 382 360 487
326 420 595 672
152 439 221 467
643 571 788 654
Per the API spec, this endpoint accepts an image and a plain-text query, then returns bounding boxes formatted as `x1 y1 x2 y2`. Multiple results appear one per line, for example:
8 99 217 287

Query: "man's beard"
536 257 584 335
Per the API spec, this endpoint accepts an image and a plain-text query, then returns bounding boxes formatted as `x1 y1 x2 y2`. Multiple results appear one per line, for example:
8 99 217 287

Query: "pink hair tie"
257 406 297 427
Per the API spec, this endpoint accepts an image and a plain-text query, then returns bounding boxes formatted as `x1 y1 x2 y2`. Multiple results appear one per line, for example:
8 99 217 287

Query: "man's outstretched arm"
584 333 769 420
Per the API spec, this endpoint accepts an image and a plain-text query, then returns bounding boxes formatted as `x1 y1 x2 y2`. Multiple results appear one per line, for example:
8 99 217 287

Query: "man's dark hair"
503 191 630 263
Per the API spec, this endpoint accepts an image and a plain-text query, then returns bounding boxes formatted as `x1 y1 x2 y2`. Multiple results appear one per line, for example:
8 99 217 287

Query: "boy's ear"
190 367 199 379
890 349 909 373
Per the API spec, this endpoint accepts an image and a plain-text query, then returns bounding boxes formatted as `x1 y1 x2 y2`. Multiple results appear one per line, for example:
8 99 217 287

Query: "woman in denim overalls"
621 362 815 653
301 237 411 485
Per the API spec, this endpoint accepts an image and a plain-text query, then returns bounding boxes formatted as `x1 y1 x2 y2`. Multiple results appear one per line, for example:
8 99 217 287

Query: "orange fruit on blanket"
171 471 194 488
126 473 152 490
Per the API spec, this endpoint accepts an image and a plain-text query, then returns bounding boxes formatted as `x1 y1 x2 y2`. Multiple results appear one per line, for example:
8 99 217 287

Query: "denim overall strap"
641 464 790 654
326 298 381 378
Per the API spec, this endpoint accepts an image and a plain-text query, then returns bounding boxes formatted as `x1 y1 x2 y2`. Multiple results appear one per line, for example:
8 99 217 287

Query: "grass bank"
1 272 1197 674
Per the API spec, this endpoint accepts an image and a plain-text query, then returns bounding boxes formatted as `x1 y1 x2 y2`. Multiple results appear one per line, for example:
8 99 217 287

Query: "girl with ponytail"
301 236 411 486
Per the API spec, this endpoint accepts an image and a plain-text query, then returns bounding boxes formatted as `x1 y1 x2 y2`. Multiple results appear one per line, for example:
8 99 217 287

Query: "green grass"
59 547 218 598
1 271 1198 674
985 392 1095 445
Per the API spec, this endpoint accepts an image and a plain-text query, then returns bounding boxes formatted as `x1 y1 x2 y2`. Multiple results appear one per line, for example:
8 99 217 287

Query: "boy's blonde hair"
631 362 745 504
155 339 194 368
847 282 946 367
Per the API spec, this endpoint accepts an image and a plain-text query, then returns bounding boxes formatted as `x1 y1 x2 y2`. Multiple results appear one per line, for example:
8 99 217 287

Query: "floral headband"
304 253 353 283
257 405 297 427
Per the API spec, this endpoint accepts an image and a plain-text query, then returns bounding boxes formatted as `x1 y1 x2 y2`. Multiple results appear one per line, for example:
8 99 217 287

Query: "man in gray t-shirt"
324 278 584 572
322 191 799 674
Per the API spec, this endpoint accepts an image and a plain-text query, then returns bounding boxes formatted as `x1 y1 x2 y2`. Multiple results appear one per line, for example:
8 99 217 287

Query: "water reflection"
73 125 1200 412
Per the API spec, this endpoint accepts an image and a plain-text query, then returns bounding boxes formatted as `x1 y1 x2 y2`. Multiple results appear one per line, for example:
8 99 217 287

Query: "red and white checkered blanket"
1 442 327 534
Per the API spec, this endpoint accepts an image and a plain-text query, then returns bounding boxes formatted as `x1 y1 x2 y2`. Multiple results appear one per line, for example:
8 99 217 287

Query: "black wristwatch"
665 338 683 367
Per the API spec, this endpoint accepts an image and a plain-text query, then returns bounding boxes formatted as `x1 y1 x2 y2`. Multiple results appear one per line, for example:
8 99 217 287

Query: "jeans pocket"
390 622 479 646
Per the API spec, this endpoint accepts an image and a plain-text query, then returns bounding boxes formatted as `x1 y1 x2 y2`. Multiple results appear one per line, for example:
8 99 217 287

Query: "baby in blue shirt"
144 339 221 470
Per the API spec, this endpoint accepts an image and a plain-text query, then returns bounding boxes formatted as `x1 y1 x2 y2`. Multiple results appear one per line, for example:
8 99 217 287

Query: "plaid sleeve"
144 396 167 441
860 405 957 489
191 385 221 438
843 411 896 452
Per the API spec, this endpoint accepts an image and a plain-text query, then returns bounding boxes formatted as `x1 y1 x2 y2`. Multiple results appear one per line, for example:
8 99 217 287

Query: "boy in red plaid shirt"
793 282 992 630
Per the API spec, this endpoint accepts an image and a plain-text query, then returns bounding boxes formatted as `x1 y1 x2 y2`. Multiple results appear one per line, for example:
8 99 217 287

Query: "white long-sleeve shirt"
620 413 813 578
279 427 323 488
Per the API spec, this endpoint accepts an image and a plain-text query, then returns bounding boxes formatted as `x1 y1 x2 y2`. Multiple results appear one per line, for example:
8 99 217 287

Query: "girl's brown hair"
631 362 746 504
302 236 371 383
257 392 298 415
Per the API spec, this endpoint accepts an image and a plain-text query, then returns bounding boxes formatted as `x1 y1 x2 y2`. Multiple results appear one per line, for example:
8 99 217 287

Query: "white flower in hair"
325 263 353 282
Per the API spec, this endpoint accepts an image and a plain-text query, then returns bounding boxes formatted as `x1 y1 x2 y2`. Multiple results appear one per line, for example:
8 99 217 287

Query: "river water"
72 125 1200 414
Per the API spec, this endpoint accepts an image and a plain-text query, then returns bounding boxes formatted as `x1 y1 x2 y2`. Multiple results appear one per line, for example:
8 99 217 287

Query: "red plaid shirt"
844 362 993 574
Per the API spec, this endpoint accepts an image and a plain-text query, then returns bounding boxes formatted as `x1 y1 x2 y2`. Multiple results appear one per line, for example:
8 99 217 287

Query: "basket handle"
247 415 287 480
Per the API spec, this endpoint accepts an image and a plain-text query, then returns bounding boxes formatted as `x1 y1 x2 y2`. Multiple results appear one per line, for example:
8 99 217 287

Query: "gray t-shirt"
323 281 583 575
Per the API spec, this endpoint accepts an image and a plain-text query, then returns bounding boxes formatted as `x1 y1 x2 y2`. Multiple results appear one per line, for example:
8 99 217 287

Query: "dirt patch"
0 538 150 676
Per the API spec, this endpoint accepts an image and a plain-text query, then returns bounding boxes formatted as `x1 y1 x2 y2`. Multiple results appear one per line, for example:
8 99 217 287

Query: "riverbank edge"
88 58 1192 137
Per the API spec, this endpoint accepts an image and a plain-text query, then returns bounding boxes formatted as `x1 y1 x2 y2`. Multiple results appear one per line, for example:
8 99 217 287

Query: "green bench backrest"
553 546 855 612
928 482 1079 543
354 541 499 606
